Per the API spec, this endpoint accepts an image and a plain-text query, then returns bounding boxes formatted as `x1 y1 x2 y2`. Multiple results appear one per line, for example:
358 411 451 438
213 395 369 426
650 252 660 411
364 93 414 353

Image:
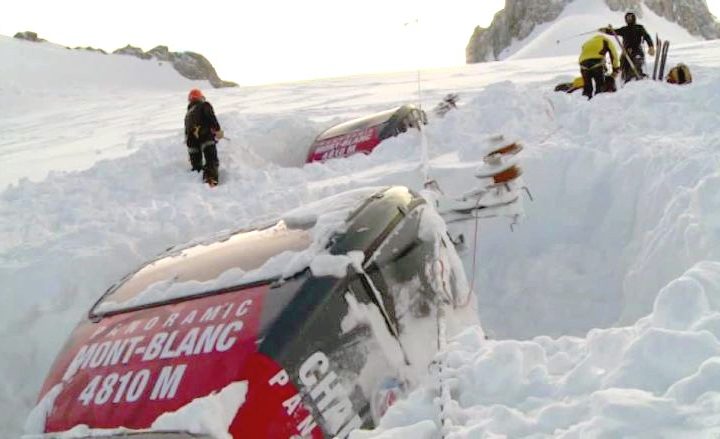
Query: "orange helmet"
188 88 204 102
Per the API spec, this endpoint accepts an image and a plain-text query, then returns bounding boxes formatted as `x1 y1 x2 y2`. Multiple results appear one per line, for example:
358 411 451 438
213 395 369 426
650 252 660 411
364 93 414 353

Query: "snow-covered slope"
2 31 720 438
503 0 701 60
0 35 196 91
0 36 207 189
467 0 710 63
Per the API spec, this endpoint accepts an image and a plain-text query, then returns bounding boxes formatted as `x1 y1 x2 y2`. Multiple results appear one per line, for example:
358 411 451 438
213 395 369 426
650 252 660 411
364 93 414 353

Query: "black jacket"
603 24 653 53
185 100 221 148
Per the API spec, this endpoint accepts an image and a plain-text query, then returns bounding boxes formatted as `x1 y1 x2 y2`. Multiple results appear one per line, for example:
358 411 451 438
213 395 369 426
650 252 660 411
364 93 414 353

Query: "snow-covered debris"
310 251 364 278
95 188 381 314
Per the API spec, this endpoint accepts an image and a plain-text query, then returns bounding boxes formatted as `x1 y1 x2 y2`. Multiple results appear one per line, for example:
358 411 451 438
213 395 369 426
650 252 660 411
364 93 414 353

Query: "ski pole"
555 30 596 45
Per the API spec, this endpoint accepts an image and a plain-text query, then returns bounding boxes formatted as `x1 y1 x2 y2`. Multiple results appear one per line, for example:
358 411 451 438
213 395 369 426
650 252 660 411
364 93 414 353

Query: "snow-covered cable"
435 305 452 438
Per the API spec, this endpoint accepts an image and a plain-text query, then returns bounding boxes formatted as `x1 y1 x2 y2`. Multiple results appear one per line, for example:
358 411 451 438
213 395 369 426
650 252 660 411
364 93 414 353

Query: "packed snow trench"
2 34 720 437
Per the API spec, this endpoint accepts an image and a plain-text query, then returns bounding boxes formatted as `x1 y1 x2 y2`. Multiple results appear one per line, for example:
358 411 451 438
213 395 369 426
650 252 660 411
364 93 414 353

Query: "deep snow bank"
353 262 720 438
2 37 720 437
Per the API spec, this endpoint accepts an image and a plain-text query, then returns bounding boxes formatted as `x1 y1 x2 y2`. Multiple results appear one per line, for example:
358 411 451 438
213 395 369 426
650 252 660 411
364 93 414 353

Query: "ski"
442 196 522 224
658 40 670 80
433 93 459 118
652 34 661 80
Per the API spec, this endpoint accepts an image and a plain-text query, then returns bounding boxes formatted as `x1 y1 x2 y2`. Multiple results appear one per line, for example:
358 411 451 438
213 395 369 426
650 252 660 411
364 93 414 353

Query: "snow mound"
357 263 720 438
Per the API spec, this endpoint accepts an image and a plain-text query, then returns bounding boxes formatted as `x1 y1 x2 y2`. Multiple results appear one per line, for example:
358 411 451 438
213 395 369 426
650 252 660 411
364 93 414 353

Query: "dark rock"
113 45 152 60
466 0 571 63
641 0 720 40
14 31 45 42
112 44 236 88
171 51 237 88
75 46 107 55
147 45 172 62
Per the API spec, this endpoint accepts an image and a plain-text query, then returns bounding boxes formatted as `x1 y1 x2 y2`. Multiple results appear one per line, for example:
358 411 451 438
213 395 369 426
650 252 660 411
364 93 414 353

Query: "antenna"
404 17 429 182
405 17 422 110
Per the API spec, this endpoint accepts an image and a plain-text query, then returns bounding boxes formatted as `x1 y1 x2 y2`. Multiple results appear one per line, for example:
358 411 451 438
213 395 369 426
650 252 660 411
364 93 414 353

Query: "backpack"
667 64 692 85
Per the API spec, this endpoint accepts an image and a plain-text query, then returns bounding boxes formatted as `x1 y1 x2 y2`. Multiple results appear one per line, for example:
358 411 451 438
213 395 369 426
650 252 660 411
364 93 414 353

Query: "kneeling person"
579 34 620 99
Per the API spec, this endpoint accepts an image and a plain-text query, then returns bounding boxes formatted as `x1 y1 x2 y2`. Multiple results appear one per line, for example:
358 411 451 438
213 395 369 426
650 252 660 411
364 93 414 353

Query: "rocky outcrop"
606 0 720 40
113 45 237 88
75 46 108 54
13 31 46 43
466 0 571 63
466 0 720 63
11 32 235 88
113 44 152 60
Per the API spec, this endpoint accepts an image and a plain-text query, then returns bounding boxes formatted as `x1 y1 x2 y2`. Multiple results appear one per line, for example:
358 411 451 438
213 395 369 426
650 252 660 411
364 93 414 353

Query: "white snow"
95 199 371 314
151 381 248 439
341 293 410 380
2 20 720 439
23 383 62 435
500 0 701 61
310 251 365 278
22 381 247 439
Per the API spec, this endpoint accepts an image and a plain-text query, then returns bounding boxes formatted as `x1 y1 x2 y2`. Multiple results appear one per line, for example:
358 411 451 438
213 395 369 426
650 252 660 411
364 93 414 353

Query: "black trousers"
188 142 219 182
580 60 605 99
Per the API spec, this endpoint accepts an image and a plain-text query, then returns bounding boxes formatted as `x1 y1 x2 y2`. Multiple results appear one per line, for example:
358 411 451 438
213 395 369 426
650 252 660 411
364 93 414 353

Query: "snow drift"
2 30 720 437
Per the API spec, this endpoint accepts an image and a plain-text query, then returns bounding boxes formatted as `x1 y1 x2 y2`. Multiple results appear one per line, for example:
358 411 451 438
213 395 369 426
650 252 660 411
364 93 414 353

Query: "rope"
456 200 482 309
434 202 482 437
436 305 451 438
436 212 483 434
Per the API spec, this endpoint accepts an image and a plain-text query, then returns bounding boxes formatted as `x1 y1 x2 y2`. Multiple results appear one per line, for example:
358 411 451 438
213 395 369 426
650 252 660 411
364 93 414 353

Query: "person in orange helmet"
184 88 223 186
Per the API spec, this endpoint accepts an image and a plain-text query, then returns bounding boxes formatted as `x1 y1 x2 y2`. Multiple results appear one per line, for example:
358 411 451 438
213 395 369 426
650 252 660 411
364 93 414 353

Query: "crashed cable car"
306 105 427 163
28 134 530 439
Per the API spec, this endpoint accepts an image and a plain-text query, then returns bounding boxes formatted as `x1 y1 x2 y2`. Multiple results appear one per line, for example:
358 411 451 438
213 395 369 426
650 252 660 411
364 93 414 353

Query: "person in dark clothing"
578 34 620 99
184 88 223 185
600 12 655 82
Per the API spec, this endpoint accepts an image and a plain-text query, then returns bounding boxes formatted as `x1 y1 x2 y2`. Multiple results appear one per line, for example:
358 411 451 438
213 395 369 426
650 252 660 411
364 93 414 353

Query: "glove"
648 46 655 56
214 129 224 140
612 67 620 77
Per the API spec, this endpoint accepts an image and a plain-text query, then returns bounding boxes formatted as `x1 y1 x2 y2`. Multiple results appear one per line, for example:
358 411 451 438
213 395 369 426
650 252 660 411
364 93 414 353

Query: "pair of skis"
652 34 670 81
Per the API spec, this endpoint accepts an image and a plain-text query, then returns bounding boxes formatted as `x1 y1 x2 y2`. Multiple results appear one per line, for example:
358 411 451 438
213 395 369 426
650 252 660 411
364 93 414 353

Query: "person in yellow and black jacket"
579 34 620 99
184 88 223 186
